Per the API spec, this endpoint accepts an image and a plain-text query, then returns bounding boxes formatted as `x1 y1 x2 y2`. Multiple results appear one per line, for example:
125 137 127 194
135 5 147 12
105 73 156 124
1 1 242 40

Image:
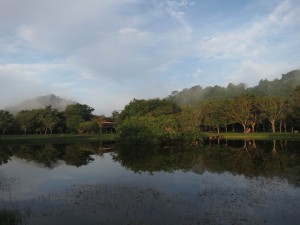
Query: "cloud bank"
0 0 299 114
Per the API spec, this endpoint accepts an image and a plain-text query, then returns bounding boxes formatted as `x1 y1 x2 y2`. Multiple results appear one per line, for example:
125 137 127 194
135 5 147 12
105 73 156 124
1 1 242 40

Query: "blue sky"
0 0 299 115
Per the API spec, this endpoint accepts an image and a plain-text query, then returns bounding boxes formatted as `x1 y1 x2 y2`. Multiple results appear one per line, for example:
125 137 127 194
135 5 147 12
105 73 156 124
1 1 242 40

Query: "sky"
0 0 299 115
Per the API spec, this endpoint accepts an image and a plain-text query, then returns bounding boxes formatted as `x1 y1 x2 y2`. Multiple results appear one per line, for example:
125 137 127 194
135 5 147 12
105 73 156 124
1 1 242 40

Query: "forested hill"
168 70 300 105
6 94 76 113
247 70 300 97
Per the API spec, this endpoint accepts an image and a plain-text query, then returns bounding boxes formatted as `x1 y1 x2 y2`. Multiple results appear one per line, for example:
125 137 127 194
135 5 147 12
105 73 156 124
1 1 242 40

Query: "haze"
0 0 299 115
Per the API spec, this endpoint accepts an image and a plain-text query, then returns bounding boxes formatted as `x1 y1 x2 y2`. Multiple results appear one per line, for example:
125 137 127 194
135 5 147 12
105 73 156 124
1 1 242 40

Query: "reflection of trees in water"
113 144 201 173
199 139 300 186
112 140 300 183
63 145 94 167
14 144 64 168
0 141 114 168
0 145 14 165
0 209 22 225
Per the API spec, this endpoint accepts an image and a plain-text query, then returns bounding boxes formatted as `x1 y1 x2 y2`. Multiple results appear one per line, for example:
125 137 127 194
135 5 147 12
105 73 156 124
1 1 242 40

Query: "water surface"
0 140 299 224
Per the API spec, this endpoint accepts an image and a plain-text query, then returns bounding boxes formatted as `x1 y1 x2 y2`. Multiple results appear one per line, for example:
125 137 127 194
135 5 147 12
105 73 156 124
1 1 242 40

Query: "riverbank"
201 132 300 140
1 132 300 145
0 133 116 144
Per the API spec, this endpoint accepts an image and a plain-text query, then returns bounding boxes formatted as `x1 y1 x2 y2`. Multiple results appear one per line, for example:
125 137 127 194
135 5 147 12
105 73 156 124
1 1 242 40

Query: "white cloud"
153 0 193 35
225 60 299 86
193 68 203 78
0 0 299 113
197 0 300 60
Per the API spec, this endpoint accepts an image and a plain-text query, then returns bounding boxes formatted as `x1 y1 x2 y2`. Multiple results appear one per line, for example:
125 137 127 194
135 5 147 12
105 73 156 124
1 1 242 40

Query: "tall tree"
0 110 13 134
201 100 229 133
15 110 34 134
259 97 285 133
38 106 61 134
288 85 300 130
227 95 254 132
64 103 94 132
290 85 300 127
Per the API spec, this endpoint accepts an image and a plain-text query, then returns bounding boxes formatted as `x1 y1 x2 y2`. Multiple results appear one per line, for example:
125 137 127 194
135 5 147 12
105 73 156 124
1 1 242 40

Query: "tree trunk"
271 120 276 133
217 126 220 134
242 123 246 133
251 122 255 133
279 120 282 133
283 122 287 133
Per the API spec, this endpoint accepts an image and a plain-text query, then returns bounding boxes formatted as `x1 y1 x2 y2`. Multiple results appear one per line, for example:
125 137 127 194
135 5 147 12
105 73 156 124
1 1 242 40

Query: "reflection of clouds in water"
195 172 300 225
0 171 17 193
7 180 300 225
29 184 202 225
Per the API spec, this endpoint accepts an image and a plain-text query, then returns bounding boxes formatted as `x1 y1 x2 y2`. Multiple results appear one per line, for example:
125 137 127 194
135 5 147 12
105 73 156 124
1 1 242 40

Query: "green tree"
77 120 99 134
259 96 286 133
15 110 34 134
0 110 13 134
38 106 61 134
227 95 254 132
290 85 300 128
64 103 94 132
202 100 231 133
118 98 180 122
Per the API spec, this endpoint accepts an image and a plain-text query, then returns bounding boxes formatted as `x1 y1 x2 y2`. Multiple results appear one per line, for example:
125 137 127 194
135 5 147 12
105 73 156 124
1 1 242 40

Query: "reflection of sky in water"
0 147 300 225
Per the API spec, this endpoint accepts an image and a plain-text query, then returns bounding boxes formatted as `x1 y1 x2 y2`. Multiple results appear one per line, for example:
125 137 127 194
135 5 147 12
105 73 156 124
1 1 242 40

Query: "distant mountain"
6 94 77 113
168 70 300 105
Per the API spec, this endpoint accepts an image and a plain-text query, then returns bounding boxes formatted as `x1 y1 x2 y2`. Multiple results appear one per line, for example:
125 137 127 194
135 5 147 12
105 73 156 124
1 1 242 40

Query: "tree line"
116 85 300 144
1 70 299 138
168 70 300 105
0 103 115 135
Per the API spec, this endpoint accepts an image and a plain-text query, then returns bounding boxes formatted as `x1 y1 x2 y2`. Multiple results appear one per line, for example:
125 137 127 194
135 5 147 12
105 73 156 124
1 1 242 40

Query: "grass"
201 132 300 140
1 132 300 145
0 133 116 144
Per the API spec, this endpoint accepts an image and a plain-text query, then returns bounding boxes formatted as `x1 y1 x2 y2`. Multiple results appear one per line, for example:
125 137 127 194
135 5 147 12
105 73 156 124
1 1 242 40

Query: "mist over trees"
168 70 300 105
1 70 300 137
115 70 300 144
5 94 76 114
0 103 114 135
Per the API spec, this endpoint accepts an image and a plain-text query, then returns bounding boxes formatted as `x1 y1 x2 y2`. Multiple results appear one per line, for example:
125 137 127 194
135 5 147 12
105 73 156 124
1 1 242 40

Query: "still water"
0 140 300 225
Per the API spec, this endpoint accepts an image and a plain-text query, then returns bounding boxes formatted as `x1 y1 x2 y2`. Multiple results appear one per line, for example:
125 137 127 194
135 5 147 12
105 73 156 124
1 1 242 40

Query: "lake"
0 139 300 225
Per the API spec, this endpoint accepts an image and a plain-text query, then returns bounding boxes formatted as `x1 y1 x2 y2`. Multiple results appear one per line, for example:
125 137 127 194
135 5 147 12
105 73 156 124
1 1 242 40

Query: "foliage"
15 110 37 134
1 70 300 138
259 97 286 133
77 120 99 134
290 85 300 128
117 97 210 145
200 100 231 133
64 103 94 132
169 70 300 106
118 98 181 121
0 110 13 134
226 95 253 132
37 106 60 134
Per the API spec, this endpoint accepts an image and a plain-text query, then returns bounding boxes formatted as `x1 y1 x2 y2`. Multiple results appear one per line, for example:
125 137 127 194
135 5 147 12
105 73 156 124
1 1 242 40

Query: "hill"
6 94 77 113
168 70 300 105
